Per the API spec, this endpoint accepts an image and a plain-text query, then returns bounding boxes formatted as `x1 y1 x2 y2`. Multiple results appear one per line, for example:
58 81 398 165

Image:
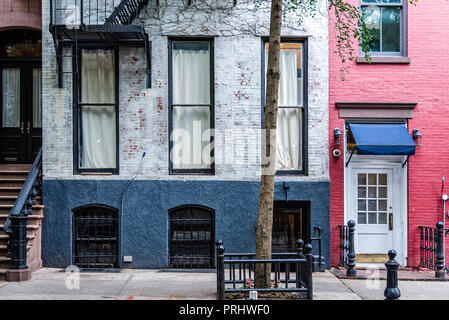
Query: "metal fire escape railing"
106 0 150 25
49 0 152 88
3 148 42 271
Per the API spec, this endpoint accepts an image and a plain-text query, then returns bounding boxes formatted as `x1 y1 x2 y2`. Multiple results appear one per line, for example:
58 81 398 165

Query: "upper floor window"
169 39 214 175
263 40 307 174
360 0 406 56
75 47 118 174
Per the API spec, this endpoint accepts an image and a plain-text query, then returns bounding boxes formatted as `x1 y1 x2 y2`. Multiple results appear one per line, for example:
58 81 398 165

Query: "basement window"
73 204 119 269
169 205 215 269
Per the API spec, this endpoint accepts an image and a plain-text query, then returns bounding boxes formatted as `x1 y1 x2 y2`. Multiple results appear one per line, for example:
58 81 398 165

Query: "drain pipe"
119 152 146 267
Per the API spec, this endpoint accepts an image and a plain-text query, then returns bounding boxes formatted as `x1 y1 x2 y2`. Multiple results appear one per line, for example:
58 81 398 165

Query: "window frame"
359 0 407 58
261 38 308 176
73 44 120 175
168 37 215 175
168 204 216 269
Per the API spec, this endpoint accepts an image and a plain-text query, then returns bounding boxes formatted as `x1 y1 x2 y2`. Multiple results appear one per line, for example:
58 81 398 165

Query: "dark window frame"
168 37 215 175
72 44 120 175
168 204 216 269
261 38 308 176
72 203 120 269
358 0 407 58
273 200 311 250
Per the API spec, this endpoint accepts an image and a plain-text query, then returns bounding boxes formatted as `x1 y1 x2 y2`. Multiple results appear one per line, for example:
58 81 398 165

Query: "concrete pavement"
0 268 447 300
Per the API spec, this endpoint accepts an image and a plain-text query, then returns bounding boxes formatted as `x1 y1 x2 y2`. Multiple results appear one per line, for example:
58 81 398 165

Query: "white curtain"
276 108 301 170
172 47 211 169
80 50 116 169
265 50 302 170
33 68 42 128
2 68 20 128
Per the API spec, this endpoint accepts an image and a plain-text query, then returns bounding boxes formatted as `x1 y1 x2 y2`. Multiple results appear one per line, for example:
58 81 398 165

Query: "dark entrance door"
272 201 310 252
0 28 42 164
0 62 42 163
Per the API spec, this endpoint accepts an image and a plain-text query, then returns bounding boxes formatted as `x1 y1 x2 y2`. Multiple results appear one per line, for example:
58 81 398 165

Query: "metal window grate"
73 205 119 269
169 206 215 269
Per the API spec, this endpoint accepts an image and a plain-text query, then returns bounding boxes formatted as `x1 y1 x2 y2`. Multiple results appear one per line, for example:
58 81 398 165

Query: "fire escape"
49 0 152 88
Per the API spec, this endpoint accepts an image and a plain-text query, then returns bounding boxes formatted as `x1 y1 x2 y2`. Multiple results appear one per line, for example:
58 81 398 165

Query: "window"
263 40 307 174
73 204 119 269
0 29 41 57
75 47 118 174
169 205 215 269
169 39 214 174
360 0 406 56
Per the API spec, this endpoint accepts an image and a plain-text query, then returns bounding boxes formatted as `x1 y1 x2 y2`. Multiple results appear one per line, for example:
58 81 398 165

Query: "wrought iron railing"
338 220 356 276
215 240 313 300
106 0 149 25
3 148 42 270
419 222 448 277
50 0 149 26
311 226 323 271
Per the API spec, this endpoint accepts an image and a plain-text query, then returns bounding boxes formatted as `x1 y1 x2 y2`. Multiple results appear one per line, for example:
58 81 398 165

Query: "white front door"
350 169 393 254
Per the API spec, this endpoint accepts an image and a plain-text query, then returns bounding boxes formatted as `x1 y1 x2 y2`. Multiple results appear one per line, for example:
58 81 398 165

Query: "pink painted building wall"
329 0 449 267
0 0 41 31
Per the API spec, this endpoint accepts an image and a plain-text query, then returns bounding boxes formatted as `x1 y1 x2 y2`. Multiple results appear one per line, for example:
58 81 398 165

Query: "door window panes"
32 69 42 128
2 68 20 128
357 173 388 225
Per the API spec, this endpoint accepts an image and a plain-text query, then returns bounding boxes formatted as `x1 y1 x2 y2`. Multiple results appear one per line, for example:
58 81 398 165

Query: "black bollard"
435 222 446 278
346 220 357 277
384 250 400 300
215 240 223 294
217 244 225 300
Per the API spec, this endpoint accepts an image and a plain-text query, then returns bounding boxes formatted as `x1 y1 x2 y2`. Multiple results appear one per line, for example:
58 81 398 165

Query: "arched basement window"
0 29 42 57
73 204 119 269
169 205 215 269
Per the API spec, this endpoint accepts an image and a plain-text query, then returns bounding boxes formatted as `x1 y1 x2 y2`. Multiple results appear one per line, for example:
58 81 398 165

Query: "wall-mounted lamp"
334 128 343 145
412 129 422 140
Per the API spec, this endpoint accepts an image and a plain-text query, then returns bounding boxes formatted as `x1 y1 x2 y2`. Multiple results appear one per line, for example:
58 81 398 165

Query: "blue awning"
348 123 416 156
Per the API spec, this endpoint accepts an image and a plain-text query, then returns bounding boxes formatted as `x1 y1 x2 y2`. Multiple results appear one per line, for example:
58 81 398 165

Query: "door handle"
20 122 24 135
389 213 393 231
27 121 30 134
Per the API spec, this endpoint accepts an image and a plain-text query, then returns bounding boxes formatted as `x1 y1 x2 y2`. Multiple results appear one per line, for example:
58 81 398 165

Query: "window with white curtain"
77 48 117 172
264 41 305 173
170 40 213 174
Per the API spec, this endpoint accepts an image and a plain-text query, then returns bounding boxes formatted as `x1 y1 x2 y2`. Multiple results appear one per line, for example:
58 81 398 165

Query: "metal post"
9 214 28 270
435 222 446 278
217 244 225 300
215 240 223 293
304 243 313 300
384 250 400 300
346 220 357 277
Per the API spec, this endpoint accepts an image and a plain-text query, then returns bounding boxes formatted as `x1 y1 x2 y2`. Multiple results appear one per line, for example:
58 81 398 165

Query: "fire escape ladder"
106 0 150 26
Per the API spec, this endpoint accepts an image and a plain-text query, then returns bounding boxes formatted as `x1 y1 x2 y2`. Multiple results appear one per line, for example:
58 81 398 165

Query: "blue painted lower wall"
41 179 330 269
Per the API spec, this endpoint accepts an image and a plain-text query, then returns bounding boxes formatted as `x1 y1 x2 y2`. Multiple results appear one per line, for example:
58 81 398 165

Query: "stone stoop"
0 165 43 281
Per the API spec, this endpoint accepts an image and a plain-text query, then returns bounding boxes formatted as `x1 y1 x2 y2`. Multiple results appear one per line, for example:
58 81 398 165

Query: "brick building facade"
40 0 330 269
329 0 449 267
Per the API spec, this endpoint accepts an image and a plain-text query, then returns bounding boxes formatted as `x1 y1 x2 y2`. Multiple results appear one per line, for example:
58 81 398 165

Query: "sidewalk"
0 268 447 300
0 268 217 300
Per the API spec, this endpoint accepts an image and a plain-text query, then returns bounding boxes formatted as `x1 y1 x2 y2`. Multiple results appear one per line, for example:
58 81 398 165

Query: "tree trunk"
255 0 283 289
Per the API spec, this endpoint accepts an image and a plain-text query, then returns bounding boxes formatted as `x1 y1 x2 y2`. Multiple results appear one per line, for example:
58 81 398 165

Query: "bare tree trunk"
255 0 283 289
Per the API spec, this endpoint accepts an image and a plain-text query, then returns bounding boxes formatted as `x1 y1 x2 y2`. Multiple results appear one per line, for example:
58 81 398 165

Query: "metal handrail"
4 148 42 234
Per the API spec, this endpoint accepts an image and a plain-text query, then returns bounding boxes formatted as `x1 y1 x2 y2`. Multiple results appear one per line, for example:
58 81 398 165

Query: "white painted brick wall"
42 0 329 181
